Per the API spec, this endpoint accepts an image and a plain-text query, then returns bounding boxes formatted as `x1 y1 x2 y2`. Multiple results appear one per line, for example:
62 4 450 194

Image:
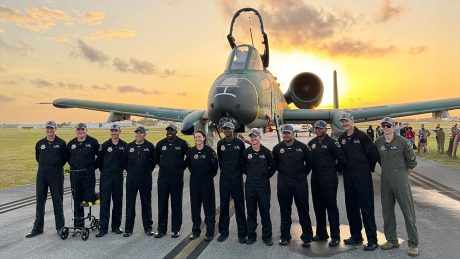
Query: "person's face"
223 127 233 138
46 126 56 137
194 132 205 146
382 123 393 134
76 128 87 138
135 131 146 142
340 119 353 131
314 127 326 137
166 128 176 140
282 131 294 142
110 129 120 139
249 134 260 145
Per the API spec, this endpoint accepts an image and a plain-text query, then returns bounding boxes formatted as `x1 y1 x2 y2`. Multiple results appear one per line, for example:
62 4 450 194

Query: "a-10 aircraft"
53 8 460 142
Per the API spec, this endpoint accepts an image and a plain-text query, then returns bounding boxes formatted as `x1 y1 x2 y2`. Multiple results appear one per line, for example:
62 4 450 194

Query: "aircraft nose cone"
208 78 258 126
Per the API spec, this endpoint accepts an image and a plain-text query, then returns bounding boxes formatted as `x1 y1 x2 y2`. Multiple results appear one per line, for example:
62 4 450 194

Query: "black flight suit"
273 139 313 242
338 127 379 244
67 135 99 228
243 145 274 242
32 136 67 232
155 137 189 234
217 138 247 239
124 140 155 233
367 128 375 141
97 138 127 233
308 135 346 241
186 145 218 237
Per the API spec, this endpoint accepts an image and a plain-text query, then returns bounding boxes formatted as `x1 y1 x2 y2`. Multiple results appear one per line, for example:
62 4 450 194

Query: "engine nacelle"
284 72 323 109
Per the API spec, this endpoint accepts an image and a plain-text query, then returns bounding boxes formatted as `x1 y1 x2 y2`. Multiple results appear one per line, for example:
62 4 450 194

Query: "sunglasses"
46 127 55 129
110 129 119 132
381 124 392 128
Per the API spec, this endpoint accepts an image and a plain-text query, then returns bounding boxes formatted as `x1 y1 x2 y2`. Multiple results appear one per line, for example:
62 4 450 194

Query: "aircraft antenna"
249 27 255 47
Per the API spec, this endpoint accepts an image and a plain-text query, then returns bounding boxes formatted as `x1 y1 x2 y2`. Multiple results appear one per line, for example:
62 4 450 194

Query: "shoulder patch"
334 141 341 148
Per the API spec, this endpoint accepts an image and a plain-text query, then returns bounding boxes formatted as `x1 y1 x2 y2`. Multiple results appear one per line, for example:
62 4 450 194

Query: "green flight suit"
375 134 418 247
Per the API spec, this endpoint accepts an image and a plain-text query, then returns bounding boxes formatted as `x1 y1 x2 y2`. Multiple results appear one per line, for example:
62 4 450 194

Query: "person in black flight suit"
243 128 275 246
67 122 100 231
367 125 375 141
123 126 155 237
272 124 313 247
154 124 189 239
26 121 67 238
338 112 379 251
186 130 218 241
308 120 347 247
216 122 247 244
95 124 127 237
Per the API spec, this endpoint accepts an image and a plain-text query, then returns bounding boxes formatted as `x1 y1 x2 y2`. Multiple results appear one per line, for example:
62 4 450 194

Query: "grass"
0 127 194 189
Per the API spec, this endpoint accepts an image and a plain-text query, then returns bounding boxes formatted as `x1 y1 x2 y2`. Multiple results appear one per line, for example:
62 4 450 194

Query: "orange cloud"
75 11 105 24
47 35 70 43
87 28 135 40
408 46 427 55
0 5 70 31
375 0 405 23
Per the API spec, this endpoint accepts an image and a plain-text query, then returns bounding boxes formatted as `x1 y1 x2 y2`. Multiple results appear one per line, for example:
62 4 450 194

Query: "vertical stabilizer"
333 70 339 109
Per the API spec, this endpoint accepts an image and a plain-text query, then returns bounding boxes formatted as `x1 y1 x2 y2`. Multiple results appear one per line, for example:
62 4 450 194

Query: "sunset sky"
1 0 459 123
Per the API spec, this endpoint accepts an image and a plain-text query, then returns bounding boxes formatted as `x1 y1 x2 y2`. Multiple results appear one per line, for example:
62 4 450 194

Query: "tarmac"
0 132 459 258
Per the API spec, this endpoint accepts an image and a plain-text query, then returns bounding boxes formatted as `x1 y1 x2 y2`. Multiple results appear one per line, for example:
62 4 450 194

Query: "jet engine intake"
284 72 323 109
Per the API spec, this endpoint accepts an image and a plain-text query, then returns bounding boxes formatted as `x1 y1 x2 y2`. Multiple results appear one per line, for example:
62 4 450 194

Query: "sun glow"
269 51 348 109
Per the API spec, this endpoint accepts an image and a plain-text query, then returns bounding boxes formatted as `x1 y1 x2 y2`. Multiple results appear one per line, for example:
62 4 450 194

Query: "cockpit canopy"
225 45 264 71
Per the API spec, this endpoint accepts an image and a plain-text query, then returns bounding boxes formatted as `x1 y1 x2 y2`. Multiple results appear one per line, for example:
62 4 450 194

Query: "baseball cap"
75 122 87 129
381 117 395 126
249 128 261 137
281 124 294 133
314 120 327 129
222 122 235 130
134 126 147 133
339 112 354 122
166 124 177 131
110 124 120 131
45 120 57 128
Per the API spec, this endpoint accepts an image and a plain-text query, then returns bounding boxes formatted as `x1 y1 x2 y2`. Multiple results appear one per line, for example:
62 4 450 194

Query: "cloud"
0 94 15 102
375 0 405 23
113 57 175 77
32 79 54 88
75 11 105 24
87 28 136 40
91 84 112 90
216 0 398 58
408 46 427 55
76 39 110 65
47 35 70 43
118 85 162 95
176 91 188 96
0 37 34 54
0 5 70 31
0 80 17 85
321 38 398 57
56 81 84 89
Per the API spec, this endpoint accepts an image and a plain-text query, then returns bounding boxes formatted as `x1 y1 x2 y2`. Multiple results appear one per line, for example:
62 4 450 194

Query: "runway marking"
164 203 236 259
410 171 460 201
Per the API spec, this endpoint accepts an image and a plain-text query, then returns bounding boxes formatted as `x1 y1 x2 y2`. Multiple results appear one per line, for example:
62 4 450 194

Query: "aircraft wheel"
81 228 90 241
60 227 69 240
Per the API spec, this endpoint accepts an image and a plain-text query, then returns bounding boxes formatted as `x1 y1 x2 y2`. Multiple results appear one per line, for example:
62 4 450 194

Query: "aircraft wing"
53 98 199 122
282 97 460 123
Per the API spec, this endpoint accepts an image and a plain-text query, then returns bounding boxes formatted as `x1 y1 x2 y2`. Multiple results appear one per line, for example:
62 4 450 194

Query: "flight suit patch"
280 148 285 153
221 145 225 151
40 144 46 149
248 154 253 159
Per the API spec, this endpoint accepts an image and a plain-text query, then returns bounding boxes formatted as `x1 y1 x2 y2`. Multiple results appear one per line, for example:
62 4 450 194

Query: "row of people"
26 113 419 256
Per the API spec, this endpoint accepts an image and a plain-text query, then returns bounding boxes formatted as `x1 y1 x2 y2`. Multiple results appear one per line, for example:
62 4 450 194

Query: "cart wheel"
81 228 90 241
90 219 97 231
60 227 69 240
